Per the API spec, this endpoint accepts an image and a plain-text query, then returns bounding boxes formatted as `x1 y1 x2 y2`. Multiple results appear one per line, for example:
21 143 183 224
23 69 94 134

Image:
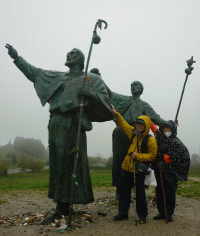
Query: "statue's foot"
41 212 62 225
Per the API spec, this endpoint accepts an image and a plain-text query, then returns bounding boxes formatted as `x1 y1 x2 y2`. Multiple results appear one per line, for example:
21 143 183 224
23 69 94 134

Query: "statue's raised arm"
5 44 18 59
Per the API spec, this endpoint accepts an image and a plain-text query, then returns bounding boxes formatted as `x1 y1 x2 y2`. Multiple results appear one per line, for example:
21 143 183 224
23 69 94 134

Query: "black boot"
167 215 173 222
113 214 128 221
139 216 146 224
153 213 166 220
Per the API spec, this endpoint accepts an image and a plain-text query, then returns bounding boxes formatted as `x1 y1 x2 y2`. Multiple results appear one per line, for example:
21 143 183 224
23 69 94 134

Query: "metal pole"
175 75 188 124
175 56 196 124
68 19 108 228
85 19 108 76
68 100 84 228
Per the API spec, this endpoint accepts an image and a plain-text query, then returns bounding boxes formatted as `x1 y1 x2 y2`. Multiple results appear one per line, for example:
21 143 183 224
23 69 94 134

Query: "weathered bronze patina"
5 44 113 223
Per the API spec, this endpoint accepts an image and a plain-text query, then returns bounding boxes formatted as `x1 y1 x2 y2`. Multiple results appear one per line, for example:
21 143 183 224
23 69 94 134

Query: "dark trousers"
156 173 177 216
118 170 148 218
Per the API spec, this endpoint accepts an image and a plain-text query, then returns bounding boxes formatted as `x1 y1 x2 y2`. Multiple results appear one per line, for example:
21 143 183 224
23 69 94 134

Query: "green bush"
106 157 113 169
26 158 44 173
0 161 8 176
18 154 28 171
6 152 18 164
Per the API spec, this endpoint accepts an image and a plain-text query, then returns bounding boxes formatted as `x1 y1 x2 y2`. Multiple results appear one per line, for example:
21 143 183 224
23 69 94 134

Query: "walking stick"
133 160 136 199
159 159 168 223
68 19 108 228
133 159 138 226
175 56 196 124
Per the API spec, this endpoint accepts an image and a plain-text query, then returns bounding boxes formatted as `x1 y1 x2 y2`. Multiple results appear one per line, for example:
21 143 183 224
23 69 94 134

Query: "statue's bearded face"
65 49 81 68
131 81 143 95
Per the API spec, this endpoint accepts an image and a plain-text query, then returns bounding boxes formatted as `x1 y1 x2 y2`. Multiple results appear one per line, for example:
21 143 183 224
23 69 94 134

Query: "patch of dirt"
0 187 200 236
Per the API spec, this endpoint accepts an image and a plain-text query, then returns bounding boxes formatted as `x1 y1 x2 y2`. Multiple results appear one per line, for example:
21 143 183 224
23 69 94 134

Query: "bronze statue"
5 44 113 223
109 81 166 197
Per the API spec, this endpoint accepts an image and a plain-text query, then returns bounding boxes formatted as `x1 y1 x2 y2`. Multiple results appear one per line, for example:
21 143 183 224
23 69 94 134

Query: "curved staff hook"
84 19 108 77
68 19 108 229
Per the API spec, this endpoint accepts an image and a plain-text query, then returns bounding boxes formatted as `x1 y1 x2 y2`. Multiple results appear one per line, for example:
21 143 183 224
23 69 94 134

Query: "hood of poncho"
160 120 177 137
136 115 151 136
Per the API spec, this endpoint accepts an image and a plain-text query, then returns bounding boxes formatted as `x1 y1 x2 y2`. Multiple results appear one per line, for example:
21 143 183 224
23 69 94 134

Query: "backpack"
130 132 152 153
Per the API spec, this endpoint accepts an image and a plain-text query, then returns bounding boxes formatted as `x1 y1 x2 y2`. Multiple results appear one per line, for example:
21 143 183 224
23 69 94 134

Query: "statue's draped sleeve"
110 91 166 126
85 72 114 122
14 56 66 106
14 56 113 122
142 101 166 126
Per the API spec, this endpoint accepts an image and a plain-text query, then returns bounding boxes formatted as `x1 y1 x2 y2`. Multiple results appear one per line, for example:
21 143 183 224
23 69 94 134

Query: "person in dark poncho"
150 120 190 222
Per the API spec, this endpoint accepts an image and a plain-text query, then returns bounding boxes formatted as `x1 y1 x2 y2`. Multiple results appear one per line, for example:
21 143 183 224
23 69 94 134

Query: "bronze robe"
14 56 113 203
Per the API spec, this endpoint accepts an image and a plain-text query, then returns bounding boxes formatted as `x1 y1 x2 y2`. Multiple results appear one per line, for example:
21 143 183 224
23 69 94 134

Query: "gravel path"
0 187 200 236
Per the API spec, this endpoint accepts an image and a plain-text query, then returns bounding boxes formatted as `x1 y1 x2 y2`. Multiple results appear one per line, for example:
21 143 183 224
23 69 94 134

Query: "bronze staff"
175 56 196 124
68 19 108 228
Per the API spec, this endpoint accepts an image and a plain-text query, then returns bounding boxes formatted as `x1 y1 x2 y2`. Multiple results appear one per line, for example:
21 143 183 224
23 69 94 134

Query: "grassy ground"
0 168 199 199
177 179 200 199
0 169 113 191
0 170 49 191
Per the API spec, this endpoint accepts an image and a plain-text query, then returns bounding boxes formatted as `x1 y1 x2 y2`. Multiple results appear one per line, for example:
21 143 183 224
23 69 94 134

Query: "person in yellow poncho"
111 105 157 224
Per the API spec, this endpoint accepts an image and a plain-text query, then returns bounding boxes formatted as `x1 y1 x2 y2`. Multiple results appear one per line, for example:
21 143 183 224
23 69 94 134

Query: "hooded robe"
152 120 190 192
13 56 113 204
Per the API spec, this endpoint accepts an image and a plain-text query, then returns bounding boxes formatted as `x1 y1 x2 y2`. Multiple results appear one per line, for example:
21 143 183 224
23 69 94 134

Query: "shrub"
18 154 28 171
106 157 113 169
6 152 18 164
0 161 8 176
26 158 44 173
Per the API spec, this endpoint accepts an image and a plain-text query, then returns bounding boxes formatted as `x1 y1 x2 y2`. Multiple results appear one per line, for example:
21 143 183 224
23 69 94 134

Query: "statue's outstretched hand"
5 44 18 59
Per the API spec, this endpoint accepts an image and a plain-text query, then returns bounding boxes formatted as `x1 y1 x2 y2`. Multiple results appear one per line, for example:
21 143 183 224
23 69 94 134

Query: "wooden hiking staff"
68 19 108 228
159 159 168 223
133 159 138 226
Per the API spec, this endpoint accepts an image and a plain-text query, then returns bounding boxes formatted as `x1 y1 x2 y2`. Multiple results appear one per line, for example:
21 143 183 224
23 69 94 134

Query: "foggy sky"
1 0 200 158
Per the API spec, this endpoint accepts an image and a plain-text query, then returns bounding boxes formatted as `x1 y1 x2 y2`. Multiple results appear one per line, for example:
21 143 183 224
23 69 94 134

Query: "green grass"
0 169 199 200
90 169 112 187
0 169 113 192
177 180 200 199
188 173 200 178
0 169 49 191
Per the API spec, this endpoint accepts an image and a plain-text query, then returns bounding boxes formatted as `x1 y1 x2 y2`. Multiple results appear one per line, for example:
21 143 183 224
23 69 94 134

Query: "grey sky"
1 0 200 158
